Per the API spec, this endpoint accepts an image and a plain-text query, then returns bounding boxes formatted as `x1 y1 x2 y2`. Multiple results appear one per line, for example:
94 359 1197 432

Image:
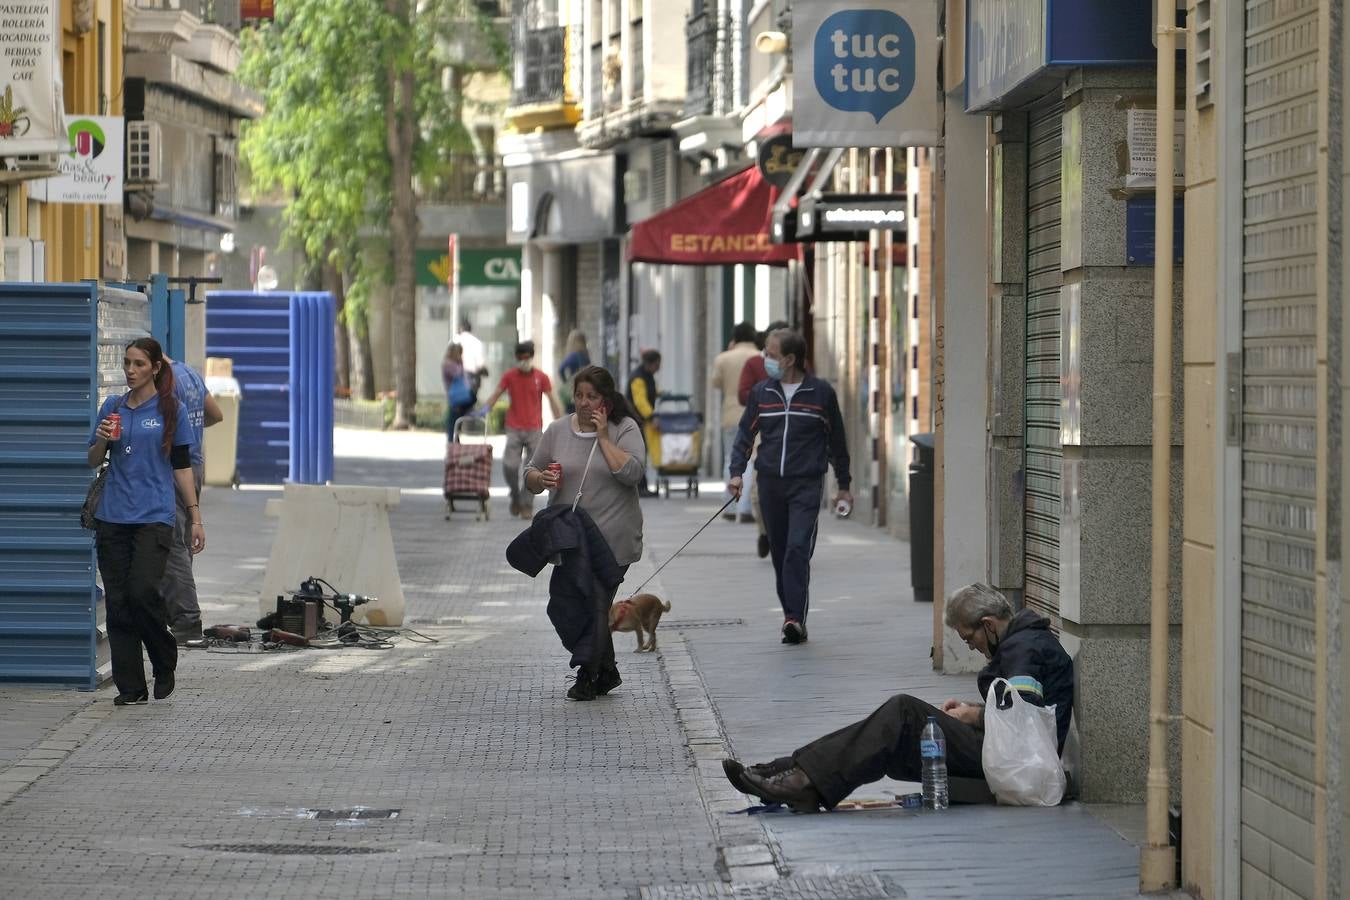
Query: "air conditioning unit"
7 153 59 172
126 121 164 185
3 237 46 282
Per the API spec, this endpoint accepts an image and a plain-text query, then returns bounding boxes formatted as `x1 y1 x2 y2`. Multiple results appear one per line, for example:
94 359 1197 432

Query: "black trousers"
792 693 985 808
756 473 822 623
551 564 628 675
95 521 178 694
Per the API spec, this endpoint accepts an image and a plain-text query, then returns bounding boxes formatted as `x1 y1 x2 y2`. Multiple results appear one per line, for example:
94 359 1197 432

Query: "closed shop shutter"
1023 99 1064 623
1239 2 1320 896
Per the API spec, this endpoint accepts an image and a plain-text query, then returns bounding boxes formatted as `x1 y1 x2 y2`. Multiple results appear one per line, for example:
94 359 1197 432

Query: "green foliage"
238 0 499 322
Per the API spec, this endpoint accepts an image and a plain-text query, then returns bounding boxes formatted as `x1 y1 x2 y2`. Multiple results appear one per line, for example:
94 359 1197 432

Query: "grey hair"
944 583 1014 630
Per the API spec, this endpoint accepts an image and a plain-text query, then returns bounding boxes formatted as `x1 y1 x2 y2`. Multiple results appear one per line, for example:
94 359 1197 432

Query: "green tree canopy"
239 0 500 421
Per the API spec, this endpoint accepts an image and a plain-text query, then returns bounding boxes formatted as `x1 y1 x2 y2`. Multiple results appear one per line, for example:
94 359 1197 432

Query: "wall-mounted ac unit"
3 237 46 282
8 154 59 172
127 121 164 184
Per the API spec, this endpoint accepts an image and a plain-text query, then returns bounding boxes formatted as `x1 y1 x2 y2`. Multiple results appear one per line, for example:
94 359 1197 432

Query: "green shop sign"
415 248 522 288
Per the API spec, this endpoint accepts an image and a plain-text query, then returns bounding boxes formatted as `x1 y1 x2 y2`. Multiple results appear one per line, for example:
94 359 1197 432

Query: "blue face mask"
764 357 783 380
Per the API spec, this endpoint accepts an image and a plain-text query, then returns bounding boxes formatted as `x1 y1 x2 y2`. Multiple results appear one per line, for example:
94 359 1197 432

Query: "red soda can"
546 462 563 490
107 413 122 440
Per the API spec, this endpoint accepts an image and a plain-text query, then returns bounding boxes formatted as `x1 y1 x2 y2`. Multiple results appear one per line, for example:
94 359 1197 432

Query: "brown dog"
609 593 670 651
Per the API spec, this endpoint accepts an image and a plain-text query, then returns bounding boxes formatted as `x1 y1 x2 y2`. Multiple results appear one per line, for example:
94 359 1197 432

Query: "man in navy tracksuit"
728 329 851 644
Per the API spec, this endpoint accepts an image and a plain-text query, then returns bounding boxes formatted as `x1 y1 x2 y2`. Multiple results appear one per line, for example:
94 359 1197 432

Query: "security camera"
755 30 788 54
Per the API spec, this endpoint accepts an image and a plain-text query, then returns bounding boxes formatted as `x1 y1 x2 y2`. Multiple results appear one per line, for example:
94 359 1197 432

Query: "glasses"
955 625 982 649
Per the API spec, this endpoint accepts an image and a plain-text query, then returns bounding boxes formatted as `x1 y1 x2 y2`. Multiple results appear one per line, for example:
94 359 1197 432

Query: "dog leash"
628 495 736 596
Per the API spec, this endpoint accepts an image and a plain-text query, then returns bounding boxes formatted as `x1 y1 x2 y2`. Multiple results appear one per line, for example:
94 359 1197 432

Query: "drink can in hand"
546 462 563 490
107 413 122 441
835 497 852 518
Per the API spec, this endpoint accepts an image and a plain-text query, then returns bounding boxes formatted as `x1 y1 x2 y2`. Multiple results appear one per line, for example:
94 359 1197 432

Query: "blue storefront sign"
966 0 1157 112
793 0 940 148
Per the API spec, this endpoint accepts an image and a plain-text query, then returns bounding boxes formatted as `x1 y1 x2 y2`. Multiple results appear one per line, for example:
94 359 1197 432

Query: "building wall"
1182 24 1225 895
26 0 123 282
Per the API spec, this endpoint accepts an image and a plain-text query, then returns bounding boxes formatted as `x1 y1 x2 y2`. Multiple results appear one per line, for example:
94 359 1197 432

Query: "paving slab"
0 427 1166 899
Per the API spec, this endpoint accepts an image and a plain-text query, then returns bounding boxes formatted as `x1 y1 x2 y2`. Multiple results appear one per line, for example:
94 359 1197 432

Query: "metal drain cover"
669 618 746 628
303 808 401 820
194 843 392 856
642 874 902 899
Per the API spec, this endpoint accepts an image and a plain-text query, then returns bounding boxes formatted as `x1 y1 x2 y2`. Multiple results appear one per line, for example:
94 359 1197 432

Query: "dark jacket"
729 374 851 488
977 609 1075 751
506 504 625 669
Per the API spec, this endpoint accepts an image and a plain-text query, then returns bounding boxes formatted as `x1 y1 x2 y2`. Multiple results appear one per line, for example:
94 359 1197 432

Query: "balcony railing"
685 11 716 116
511 24 567 106
630 19 644 100
419 154 506 205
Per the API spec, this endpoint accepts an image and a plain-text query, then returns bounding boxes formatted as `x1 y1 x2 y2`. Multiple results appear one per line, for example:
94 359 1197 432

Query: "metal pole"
1141 1 1181 889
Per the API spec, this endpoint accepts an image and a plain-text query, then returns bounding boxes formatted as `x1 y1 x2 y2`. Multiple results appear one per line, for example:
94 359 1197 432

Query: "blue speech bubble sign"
813 9 917 123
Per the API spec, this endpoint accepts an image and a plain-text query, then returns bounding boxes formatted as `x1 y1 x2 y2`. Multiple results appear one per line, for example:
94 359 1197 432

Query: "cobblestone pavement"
0 428 1179 899
0 430 722 900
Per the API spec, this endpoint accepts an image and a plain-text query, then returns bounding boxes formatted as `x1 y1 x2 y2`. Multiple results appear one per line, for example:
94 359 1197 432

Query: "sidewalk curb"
654 628 784 884
0 697 108 807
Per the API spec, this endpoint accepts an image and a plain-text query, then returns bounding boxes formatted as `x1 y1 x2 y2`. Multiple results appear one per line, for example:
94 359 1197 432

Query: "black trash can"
908 433 935 603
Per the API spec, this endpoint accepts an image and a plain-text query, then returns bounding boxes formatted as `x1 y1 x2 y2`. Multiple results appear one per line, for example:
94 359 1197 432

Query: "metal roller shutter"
1239 1 1320 896
1023 100 1065 623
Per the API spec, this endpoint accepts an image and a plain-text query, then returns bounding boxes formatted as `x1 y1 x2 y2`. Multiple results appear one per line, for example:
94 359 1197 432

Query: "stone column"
1056 68 1183 802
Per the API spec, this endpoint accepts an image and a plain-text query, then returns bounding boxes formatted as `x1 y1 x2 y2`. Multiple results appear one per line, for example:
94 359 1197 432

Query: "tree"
239 0 497 425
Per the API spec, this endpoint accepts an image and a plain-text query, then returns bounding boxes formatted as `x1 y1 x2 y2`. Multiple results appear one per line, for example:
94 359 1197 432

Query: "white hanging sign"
30 116 124 204
792 0 940 149
0 1 66 156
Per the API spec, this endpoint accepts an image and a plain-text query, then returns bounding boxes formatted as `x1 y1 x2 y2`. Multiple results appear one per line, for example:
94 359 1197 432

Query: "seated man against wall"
723 583 1074 812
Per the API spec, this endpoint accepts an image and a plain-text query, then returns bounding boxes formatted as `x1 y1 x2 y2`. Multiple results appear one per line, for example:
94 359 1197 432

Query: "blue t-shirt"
90 393 193 526
172 360 208 466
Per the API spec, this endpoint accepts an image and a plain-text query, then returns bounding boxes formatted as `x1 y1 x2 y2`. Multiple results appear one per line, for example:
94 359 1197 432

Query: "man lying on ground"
722 582 1074 812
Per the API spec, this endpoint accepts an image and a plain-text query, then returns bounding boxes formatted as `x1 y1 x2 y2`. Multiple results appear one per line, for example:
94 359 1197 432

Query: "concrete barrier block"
259 483 405 626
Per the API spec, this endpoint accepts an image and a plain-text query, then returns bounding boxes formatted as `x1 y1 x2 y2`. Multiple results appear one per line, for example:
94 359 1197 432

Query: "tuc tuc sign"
793 0 939 148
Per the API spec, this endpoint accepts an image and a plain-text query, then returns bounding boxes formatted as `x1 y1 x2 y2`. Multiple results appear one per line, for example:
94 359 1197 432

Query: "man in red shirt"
479 341 562 518
737 321 789 558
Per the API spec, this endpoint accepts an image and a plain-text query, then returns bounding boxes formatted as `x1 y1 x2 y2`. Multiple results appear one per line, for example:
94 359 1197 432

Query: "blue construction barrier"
0 281 166 688
205 291 334 485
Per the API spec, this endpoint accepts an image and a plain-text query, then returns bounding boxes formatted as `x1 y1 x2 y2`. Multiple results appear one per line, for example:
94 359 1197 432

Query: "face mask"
517 359 533 372
764 357 783 380
983 621 1000 658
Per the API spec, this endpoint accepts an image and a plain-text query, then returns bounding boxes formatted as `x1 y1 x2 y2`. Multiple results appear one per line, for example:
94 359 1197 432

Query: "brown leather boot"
740 766 824 813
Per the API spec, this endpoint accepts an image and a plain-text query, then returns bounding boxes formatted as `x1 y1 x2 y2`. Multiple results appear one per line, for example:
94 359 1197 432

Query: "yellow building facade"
6 1 124 282
1181 1 1347 896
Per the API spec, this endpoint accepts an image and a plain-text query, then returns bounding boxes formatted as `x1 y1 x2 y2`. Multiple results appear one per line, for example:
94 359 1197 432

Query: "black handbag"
82 393 127 530
81 462 108 530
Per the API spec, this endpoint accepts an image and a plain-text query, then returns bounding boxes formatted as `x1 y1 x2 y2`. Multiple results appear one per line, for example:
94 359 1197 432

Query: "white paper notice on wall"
0 0 66 156
1125 108 1185 188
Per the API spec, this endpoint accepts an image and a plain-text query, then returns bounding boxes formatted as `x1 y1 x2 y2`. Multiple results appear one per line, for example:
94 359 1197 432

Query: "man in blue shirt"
162 357 223 643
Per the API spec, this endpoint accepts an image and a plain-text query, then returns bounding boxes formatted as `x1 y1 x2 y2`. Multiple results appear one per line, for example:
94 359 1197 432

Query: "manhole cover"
194 843 392 856
669 618 746 628
642 874 902 899
303 808 401 820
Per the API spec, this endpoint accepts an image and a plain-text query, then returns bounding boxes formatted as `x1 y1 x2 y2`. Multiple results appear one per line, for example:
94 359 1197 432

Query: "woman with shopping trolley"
727 328 852 646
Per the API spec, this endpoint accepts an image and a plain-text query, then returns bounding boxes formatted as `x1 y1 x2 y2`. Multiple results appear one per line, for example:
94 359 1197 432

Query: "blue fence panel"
205 292 293 484
0 283 102 688
206 291 334 485
288 293 335 484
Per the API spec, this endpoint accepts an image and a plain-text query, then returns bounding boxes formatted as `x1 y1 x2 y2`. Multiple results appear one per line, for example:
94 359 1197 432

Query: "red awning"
627 165 800 266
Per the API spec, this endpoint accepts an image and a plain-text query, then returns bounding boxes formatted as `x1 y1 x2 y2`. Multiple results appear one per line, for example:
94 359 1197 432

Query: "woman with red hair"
87 337 205 706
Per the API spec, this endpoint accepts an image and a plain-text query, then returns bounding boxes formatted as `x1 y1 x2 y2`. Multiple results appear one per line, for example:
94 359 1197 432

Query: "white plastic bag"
981 677 1067 806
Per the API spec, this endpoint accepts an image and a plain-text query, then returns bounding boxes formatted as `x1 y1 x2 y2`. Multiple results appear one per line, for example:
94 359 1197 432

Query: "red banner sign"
241 0 276 19
627 166 799 266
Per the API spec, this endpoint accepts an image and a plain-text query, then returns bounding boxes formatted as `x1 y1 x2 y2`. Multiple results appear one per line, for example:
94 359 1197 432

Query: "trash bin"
908 432 935 603
203 371 242 488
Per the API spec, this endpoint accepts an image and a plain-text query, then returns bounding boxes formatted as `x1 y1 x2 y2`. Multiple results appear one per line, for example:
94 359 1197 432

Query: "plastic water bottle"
920 716 948 810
